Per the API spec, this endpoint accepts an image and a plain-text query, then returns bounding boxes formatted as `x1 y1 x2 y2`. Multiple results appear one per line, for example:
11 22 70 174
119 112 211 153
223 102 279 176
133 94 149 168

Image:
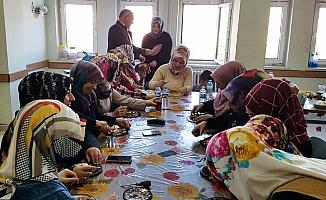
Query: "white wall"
286 0 315 70
45 0 59 61
0 0 8 74
229 0 270 69
0 0 47 123
97 0 118 54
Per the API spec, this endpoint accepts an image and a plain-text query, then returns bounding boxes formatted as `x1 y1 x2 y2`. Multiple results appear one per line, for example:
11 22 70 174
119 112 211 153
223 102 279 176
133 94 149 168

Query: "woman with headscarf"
92 50 145 99
89 52 157 117
244 79 312 157
192 68 271 136
70 61 130 139
0 100 84 199
205 114 326 200
149 45 192 96
108 45 145 94
191 61 246 122
16 71 99 177
142 17 173 87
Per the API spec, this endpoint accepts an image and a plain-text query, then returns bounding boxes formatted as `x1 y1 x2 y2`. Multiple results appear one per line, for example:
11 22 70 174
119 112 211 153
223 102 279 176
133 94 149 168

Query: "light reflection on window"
265 7 283 59
65 4 94 52
182 5 218 60
125 6 153 47
315 8 326 59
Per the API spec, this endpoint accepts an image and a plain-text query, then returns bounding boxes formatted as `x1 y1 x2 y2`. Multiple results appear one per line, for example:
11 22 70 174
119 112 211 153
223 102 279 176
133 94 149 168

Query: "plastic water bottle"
154 86 162 111
206 80 214 100
308 53 317 68
161 85 169 110
199 86 207 103
313 52 319 67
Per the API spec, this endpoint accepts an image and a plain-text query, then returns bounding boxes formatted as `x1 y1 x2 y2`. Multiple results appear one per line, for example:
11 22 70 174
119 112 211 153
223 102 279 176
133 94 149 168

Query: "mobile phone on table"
142 130 161 136
106 156 132 164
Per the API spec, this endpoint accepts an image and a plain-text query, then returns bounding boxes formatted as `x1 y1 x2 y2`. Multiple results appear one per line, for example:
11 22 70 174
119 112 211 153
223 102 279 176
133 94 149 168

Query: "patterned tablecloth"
70 94 231 200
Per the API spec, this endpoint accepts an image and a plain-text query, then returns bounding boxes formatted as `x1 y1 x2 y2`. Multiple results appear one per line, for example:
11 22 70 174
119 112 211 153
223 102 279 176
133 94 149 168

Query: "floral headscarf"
174 45 190 60
150 17 164 38
221 69 271 113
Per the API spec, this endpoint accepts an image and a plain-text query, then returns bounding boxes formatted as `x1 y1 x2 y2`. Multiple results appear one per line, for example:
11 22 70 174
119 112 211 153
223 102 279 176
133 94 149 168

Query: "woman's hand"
156 80 164 88
58 169 79 186
86 147 102 165
112 106 128 117
192 121 207 137
191 104 204 113
195 114 213 123
149 60 157 68
134 88 143 93
116 118 131 129
139 54 146 62
96 120 109 133
72 163 98 180
134 84 142 89
145 98 158 107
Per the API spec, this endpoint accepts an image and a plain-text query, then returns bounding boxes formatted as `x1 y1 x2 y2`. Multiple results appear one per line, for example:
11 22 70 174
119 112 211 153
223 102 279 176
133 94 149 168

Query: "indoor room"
0 0 326 199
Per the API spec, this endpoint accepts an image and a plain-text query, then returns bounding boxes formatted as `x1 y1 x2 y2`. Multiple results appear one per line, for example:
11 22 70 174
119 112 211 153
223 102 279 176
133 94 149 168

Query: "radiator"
192 70 202 85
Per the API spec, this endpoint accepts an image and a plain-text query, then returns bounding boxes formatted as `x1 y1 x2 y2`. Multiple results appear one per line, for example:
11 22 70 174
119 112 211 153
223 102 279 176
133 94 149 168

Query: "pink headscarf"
211 61 245 90
212 61 245 116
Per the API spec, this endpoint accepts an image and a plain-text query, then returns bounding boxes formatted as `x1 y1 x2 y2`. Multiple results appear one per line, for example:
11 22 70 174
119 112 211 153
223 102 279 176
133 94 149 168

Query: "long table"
70 93 232 200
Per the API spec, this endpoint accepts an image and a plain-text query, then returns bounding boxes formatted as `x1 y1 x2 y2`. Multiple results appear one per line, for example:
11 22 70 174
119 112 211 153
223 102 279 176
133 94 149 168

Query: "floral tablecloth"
71 109 232 200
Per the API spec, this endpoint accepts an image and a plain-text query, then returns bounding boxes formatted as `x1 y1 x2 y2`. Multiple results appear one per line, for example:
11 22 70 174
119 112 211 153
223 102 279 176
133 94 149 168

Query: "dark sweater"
205 109 250 133
141 31 173 83
107 21 145 59
71 93 116 150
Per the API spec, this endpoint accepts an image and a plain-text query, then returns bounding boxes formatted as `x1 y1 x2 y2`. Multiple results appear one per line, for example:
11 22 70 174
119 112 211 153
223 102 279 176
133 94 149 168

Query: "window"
120 1 157 47
216 4 232 62
181 2 232 61
61 0 97 53
265 2 288 65
311 2 326 66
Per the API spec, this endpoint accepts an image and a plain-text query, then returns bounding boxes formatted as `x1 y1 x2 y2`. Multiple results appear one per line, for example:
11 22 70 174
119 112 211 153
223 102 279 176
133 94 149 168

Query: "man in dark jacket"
107 9 151 62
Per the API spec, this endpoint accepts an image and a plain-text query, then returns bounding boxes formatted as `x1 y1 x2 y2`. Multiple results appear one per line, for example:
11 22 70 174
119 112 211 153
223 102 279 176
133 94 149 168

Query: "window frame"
265 1 289 66
180 1 232 64
60 0 97 53
311 1 326 66
119 0 158 14
215 2 232 63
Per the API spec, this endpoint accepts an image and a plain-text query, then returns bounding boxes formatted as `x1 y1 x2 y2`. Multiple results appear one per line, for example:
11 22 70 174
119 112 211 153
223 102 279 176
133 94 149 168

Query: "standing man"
107 9 151 62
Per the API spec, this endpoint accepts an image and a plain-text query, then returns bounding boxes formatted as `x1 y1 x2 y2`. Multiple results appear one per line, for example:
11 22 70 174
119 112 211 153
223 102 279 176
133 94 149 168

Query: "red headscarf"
243 79 310 146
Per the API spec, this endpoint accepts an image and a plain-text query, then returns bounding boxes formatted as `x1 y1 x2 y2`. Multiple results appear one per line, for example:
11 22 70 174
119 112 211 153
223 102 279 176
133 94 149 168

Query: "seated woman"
149 45 192 96
244 79 312 157
206 114 326 200
108 45 143 93
70 60 130 138
142 16 173 88
192 69 271 136
192 61 246 122
0 100 83 200
17 71 99 176
91 52 157 117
